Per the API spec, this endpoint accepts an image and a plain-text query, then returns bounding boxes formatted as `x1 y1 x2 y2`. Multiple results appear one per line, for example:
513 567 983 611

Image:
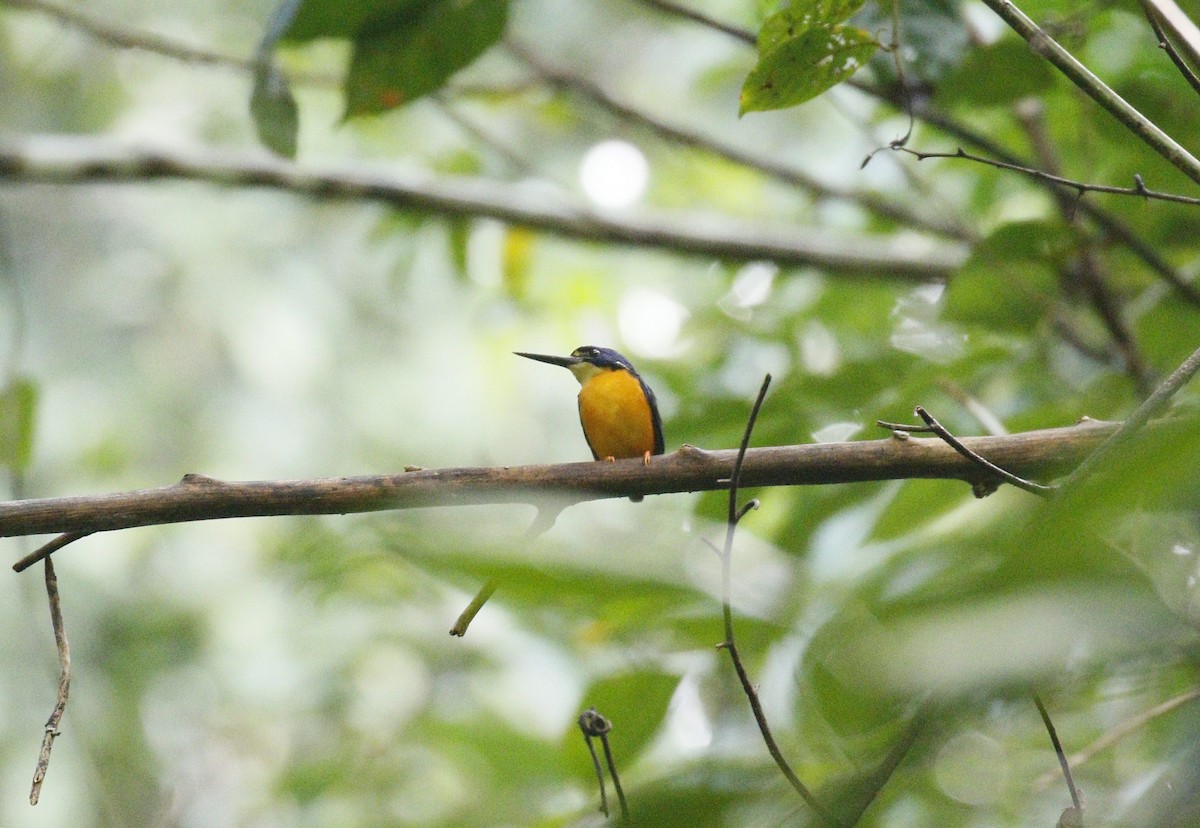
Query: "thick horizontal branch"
0 135 964 279
3 420 1120 559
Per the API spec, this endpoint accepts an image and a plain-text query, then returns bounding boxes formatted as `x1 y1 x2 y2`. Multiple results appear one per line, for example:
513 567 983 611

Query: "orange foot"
604 455 616 463
642 450 652 465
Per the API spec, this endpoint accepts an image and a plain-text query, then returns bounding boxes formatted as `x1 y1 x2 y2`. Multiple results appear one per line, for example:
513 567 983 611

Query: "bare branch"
1142 0 1200 96
1033 688 1200 791
636 0 756 45
2 0 251 68
29 555 71 805
896 145 1200 207
976 0 1200 187
909 407 1056 496
0 135 963 280
1033 693 1083 815
1 421 1130 568
716 376 837 824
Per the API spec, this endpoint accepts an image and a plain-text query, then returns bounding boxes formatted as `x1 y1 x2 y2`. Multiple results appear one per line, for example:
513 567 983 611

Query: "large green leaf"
572 670 680 770
344 0 508 117
740 16 876 114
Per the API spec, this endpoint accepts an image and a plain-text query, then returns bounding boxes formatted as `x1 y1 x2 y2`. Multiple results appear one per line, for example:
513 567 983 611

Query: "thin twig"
1033 693 1083 815
883 0 915 149
448 505 561 637
448 579 497 637
598 722 628 818
1142 1 1200 96
718 374 838 825
1058 343 1200 491
895 145 1200 207
579 709 610 817
909 407 1056 496
1032 687 1200 790
578 707 627 819
1140 0 1200 87
15 530 94 572
29 555 70 805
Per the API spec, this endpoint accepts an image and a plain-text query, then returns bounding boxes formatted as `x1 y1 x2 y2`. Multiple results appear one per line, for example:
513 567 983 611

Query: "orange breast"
576 369 656 460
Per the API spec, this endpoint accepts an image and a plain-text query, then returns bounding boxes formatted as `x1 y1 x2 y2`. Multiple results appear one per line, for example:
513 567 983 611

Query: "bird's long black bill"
514 351 581 368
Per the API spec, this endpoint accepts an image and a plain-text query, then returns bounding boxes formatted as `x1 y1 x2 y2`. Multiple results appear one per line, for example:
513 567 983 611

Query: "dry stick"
895 145 1200 207
718 374 838 826
900 107 1200 307
598 721 628 819
1058 343 1200 491
29 555 70 805
1033 693 1084 816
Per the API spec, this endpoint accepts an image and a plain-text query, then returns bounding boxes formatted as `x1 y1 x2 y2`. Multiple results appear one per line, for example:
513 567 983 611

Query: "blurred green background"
2 0 1200 825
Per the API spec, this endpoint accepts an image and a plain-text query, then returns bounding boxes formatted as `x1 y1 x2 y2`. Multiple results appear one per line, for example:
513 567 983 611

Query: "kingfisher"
516 346 664 501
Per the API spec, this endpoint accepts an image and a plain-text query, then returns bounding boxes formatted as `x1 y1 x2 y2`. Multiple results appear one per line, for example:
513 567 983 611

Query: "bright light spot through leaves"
579 139 650 208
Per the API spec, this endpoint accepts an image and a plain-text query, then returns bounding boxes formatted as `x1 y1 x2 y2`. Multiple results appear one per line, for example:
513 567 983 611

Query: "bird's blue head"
515 345 639 385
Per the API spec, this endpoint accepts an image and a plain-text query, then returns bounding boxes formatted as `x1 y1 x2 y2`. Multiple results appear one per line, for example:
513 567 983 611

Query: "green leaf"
945 221 1067 331
280 0 431 42
758 1 869 53
250 63 299 158
936 37 1056 107
740 25 876 114
251 1 302 157
0 378 37 473
344 0 508 117
573 671 680 769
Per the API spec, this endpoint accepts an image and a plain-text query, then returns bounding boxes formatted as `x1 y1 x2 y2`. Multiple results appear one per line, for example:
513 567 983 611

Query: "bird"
515 346 664 501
